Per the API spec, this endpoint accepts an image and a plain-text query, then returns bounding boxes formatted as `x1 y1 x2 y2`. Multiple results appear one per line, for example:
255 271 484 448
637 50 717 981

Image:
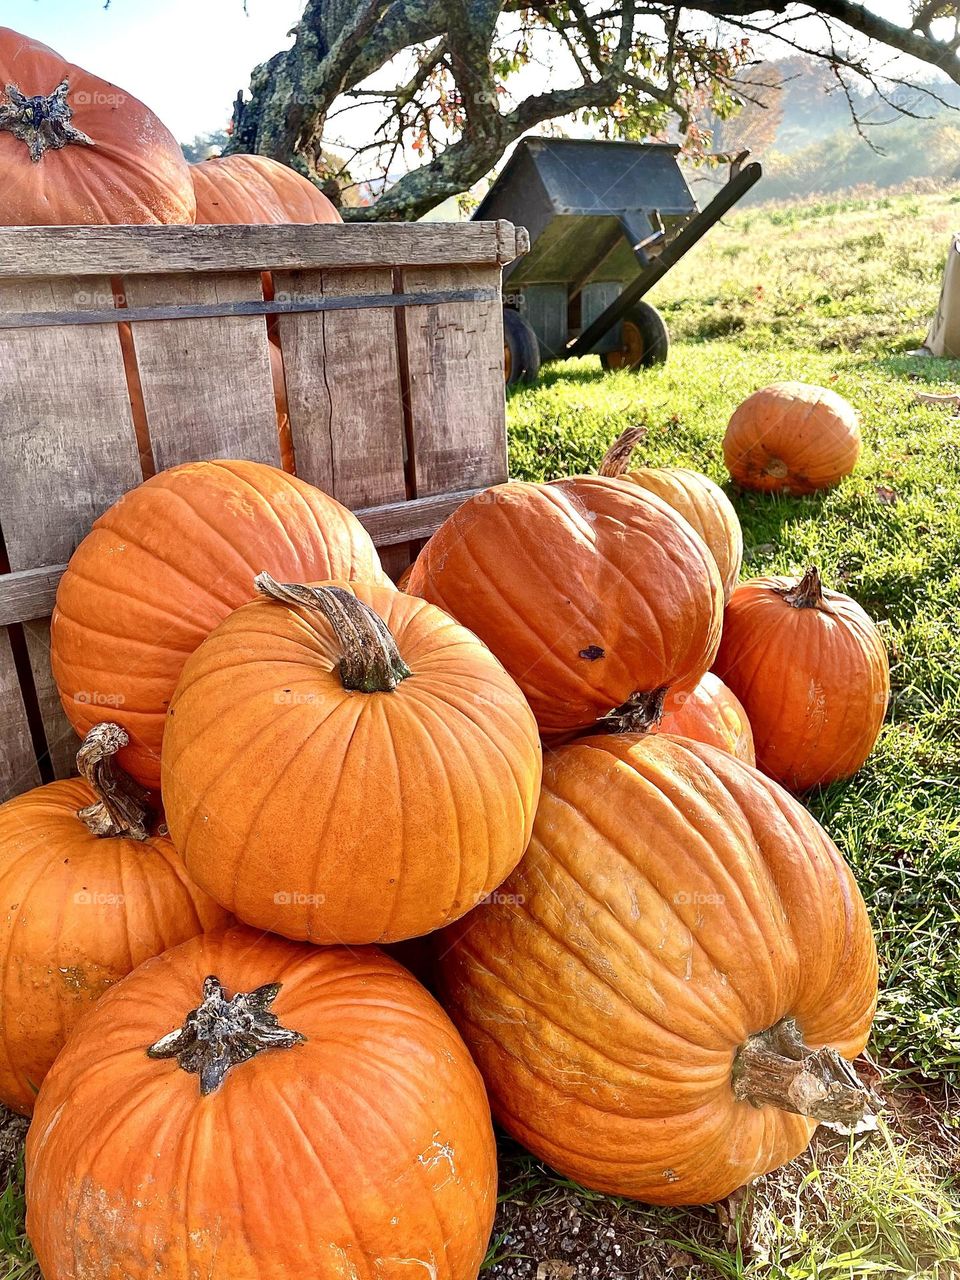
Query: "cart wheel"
600 302 669 371
503 308 541 386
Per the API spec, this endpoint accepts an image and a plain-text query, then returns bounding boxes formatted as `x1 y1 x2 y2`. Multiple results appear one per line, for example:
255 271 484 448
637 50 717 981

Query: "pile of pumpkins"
0 24 888 1280
2 384 887 1278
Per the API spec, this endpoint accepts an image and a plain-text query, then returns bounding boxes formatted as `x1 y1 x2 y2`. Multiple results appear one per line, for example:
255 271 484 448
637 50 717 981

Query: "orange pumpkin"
655 671 755 764
191 154 341 224
437 734 878 1206
713 566 889 792
600 427 743 601
0 724 228 1115
723 381 861 493
27 924 497 1280
0 28 195 224
51 460 386 789
161 576 542 944
407 477 724 739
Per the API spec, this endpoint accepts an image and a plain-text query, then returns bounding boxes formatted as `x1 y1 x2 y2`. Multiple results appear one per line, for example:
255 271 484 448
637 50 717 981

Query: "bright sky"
2 0 303 139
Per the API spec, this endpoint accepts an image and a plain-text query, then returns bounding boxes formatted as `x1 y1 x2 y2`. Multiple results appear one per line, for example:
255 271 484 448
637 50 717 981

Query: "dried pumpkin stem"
779 566 825 610
593 685 667 736
147 975 305 1096
598 426 646 478
255 571 412 693
0 80 94 162
76 723 152 841
732 1017 873 1126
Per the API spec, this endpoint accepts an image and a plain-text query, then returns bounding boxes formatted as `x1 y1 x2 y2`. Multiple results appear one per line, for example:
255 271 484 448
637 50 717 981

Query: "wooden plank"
0 628 40 801
398 263 508 497
0 490 484 626
123 272 281 471
0 222 525 279
23 619 77 780
0 276 144 570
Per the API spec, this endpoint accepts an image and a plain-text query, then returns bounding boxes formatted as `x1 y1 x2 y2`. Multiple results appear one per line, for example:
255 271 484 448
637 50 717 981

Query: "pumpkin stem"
779 566 825 610
147 975 305 1096
0 80 94 163
732 1018 874 1127
594 685 667 735
598 426 646 478
254 572 412 693
76 723 152 841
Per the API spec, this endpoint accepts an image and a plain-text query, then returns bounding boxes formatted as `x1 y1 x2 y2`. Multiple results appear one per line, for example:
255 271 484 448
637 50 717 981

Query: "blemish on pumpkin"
579 645 605 661
663 1168 680 1183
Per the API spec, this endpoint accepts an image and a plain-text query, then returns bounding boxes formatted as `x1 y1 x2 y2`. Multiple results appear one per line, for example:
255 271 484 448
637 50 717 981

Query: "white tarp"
923 233 960 358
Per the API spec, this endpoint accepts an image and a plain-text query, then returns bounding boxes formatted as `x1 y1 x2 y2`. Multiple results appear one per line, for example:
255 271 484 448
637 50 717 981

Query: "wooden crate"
0 219 527 803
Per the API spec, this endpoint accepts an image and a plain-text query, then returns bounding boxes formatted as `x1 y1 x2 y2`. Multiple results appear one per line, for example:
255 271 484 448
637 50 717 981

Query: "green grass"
4 185 960 1279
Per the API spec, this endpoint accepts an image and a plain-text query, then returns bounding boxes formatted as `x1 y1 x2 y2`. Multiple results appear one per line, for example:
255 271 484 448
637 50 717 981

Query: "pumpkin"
51 460 386 789
407 477 724 739
723 381 861 493
396 561 415 592
27 924 496 1280
0 28 195 225
161 576 542 944
437 733 878 1206
655 671 755 764
713 566 889 791
0 724 228 1116
191 154 341 224
599 427 743 601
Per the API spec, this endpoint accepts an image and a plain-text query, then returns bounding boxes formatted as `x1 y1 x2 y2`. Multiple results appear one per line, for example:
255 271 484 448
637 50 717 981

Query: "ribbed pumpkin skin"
51 460 385 789
161 583 542 943
192 155 341 224
0 28 195 224
407 477 724 738
617 467 742 602
724 381 861 493
656 671 755 764
437 735 878 1205
0 777 228 1115
713 574 890 792
27 926 497 1280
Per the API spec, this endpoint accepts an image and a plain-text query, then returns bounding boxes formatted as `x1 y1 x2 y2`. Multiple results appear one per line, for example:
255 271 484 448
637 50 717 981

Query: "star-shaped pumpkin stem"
0 79 94 162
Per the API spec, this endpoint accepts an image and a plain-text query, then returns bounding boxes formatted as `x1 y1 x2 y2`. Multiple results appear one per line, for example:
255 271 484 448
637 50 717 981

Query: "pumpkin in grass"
713 566 889 792
51 460 385 790
437 733 878 1206
0 724 228 1116
654 671 755 764
161 576 542 944
191 154 341 224
0 28 195 224
723 381 861 493
407 477 724 740
27 924 496 1280
600 427 743 602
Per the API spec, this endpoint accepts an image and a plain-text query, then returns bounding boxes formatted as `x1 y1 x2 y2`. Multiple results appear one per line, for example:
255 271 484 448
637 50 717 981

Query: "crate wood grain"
0 220 523 800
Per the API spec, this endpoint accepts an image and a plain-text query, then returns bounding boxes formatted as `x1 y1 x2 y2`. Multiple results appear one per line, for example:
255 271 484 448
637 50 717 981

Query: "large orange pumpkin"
161 576 542 944
0 28 195 224
723 381 861 493
191 154 341 224
407 477 724 739
437 734 878 1206
0 724 228 1116
27 924 497 1280
713 566 889 792
51 460 386 789
655 671 755 764
600 427 743 601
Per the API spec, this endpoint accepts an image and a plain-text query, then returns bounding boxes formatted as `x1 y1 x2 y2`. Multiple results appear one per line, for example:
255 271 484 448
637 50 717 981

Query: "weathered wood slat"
23 620 78 780
0 629 40 801
0 222 525 278
399 263 508 497
123 272 281 471
0 489 487 626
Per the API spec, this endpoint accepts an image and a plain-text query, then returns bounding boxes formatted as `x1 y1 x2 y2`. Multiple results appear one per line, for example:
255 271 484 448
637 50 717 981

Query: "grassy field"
3 185 960 1278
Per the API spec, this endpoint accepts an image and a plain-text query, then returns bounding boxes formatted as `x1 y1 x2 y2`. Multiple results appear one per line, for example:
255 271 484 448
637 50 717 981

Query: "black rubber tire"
503 307 541 386
599 301 670 371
